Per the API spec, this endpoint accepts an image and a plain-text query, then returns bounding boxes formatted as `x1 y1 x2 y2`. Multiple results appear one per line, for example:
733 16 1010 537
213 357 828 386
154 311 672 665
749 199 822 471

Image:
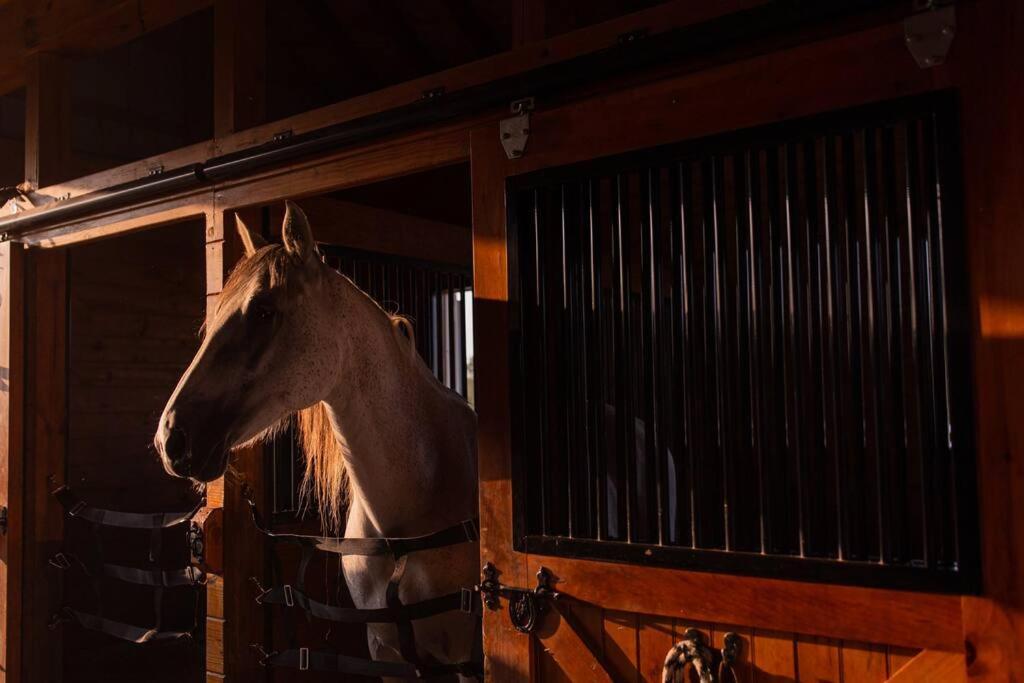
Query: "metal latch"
905 0 955 68
471 561 558 634
500 97 535 160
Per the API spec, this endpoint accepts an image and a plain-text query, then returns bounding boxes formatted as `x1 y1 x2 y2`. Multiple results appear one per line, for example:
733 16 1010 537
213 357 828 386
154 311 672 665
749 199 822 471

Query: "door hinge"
500 97 535 160
905 0 955 68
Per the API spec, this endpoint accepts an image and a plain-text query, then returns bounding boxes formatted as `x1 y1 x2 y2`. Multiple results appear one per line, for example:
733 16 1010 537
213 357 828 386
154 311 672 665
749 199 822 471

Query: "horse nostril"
165 426 189 463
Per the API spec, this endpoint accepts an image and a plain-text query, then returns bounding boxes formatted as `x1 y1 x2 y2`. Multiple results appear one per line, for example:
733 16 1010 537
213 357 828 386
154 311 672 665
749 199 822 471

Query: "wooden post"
22 248 67 682
205 207 270 682
513 0 545 46
24 52 70 190
213 0 267 137
0 241 24 683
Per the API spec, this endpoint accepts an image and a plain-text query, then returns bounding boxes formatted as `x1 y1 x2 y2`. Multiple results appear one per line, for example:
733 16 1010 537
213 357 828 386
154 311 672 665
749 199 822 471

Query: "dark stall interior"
63 221 207 682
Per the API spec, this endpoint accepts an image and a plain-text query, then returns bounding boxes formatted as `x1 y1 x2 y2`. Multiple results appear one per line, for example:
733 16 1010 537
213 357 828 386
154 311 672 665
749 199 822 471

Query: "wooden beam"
23 52 70 190
213 0 266 136
296 196 471 266
0 241 24 683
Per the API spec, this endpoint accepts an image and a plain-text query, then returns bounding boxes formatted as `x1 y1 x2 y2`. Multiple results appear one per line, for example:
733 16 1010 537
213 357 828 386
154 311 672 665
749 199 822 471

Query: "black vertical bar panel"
918 113 951 570
507 95 975 590
543 185 569 537
748 148 770 555
779 143 805 557
717 155 737 552
879 123 908 565
928 107 964 573
584 179 607 541
608 174 628 541
858 126 886 563
639 166 661 545
899 119 929 568
665 163 688 547
733 151 761 552
694 158 725 550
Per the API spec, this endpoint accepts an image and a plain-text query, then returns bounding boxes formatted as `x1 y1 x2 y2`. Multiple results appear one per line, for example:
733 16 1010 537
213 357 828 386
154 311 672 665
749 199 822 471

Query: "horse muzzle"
155 412 227 482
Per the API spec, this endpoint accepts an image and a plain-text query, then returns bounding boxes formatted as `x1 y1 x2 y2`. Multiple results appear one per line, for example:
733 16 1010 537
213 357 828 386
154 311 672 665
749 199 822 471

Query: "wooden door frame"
470 2 1024 679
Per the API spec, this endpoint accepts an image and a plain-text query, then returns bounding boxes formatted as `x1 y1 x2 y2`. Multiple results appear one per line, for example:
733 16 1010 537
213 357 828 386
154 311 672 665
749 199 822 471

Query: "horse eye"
252 304 275 322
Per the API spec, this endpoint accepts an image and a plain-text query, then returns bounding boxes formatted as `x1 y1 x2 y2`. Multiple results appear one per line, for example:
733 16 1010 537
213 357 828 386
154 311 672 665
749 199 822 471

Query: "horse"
153 201 479 680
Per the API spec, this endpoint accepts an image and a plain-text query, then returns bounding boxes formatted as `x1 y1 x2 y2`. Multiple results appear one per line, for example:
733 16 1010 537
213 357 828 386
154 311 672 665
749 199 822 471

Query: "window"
508 93 978 592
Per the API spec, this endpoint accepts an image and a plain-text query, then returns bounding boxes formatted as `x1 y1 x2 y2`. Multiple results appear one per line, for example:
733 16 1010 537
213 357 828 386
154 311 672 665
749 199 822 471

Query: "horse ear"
282 201 315 263
236 214 267 257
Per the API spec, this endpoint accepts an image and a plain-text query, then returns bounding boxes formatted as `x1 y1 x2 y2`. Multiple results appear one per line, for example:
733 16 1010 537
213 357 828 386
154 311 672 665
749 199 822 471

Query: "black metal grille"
508 94 978 591
272 245 473 515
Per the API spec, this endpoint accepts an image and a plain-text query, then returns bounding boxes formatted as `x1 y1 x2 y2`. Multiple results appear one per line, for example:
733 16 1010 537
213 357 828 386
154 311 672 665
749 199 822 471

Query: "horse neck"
319 274 475 536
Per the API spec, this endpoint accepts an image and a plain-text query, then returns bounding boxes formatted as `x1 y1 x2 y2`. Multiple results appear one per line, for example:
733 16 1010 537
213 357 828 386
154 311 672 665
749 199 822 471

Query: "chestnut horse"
154 202 478 680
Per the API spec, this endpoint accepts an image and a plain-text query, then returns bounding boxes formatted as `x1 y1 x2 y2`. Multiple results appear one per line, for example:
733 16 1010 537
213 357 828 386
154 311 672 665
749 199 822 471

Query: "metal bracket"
187 520 204 566
500 97 535 160
474 561 558 633
905 0 955 68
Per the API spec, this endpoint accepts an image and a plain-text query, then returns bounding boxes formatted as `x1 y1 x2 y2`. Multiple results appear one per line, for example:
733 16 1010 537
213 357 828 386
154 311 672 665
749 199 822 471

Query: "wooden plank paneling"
795 636 841 682
752 630 797 682
638 617 676 683
0 241 24 683
841 642 888 682
602 610 638 683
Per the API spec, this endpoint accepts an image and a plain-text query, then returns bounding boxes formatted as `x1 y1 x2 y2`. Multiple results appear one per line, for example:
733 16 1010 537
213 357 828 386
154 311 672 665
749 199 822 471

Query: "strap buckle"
48 552 72 570
283 584 295 607
48 607 73 630
250 643 278 667
462 519 480 542
68 500 87 517
460 587 477 614
298 646 309 671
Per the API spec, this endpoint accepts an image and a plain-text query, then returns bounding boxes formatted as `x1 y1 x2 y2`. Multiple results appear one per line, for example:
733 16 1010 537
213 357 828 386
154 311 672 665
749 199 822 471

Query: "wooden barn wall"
63 220 207 683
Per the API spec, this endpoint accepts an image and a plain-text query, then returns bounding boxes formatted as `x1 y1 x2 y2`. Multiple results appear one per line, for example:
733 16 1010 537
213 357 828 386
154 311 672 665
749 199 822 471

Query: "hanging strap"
51 607 193 644
54 485 201 529
243 491 478 557
259 646 483 679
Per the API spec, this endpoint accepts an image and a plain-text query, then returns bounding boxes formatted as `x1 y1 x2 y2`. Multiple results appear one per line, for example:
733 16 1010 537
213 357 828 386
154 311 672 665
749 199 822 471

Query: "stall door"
470 15 978 683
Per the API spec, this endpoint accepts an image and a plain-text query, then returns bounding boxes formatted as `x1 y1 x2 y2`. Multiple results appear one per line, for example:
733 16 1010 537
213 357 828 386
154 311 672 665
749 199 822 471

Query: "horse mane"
296 402 349 533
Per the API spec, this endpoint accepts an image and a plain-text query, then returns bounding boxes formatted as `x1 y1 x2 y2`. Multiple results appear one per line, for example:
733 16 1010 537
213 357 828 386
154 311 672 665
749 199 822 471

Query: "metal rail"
0 0 904 235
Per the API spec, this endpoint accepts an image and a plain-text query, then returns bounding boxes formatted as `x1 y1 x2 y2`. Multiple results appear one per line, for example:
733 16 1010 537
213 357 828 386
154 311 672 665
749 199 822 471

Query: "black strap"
244 493 478 557
257 583 478 624
54 485 201 529
54 608 192 644
104 563 204 588
261 647 482 679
